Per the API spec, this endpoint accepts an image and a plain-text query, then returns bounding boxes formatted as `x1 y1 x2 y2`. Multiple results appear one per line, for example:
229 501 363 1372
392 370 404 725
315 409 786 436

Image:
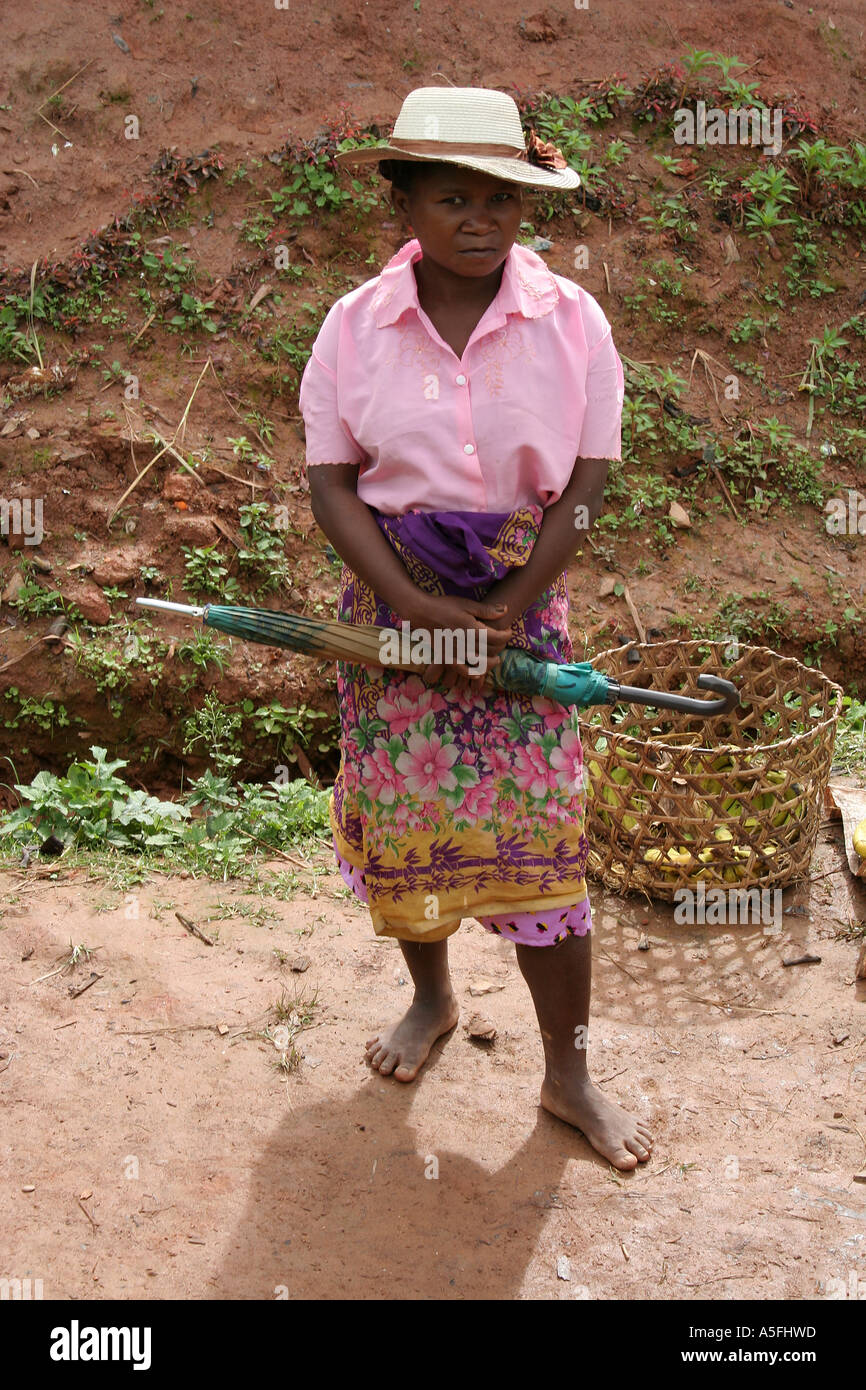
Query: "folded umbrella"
136 598 739 716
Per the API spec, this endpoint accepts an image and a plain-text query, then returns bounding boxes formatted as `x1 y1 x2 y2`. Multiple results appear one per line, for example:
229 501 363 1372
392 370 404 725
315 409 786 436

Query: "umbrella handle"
606 673 739 716
136 598 206 618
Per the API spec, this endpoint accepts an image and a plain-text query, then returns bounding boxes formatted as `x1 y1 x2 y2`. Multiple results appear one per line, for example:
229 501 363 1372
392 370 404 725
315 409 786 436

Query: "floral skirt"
329 504 592 945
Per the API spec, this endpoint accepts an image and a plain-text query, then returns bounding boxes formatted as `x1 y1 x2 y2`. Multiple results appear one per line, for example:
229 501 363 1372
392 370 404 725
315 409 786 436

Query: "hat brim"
334 144 581 191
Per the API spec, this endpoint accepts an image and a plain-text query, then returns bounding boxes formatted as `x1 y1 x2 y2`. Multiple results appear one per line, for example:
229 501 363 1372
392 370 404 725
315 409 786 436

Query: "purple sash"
371 504 542 595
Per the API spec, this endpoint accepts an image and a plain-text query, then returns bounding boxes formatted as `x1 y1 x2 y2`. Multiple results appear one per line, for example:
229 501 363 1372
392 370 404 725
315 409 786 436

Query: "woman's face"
393 165 523 280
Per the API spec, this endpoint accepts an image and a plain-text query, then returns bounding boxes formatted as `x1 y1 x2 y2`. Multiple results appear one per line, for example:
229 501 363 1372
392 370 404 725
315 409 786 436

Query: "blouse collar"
369 237 560 328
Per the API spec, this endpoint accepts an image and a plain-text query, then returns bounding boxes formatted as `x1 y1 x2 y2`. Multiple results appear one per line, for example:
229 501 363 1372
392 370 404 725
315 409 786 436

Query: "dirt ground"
2 814 864 1301
2 0 866 1303
4 0 864 270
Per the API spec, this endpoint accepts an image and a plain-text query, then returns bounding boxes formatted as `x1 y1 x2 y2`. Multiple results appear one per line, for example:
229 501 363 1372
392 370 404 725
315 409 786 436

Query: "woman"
299 87 653 1171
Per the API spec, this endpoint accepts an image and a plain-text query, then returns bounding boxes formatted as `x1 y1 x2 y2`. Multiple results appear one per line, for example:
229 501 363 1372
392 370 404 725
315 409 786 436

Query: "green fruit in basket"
588 760 603 781
743 816 760 830
643 847 663 863
765 770 787 786
853 818 866 860
733 846 752 860
610 766 633 786
721 798 744 815
622 814 639 832
714 826 734 842
667 847 693 865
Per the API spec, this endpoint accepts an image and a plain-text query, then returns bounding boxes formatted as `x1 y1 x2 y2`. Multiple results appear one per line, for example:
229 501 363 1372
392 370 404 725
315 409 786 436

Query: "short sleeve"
298 302 365 467
577 326 624 461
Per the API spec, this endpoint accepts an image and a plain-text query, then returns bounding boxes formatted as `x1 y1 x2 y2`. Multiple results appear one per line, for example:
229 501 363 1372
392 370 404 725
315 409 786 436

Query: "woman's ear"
392 187 412 228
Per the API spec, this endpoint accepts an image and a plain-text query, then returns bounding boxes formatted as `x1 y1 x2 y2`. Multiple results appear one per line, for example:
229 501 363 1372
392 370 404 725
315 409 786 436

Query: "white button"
463 443 475 455
455 373 467 385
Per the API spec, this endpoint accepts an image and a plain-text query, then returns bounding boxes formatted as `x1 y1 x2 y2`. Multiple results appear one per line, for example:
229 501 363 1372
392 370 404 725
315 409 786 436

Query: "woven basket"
582 640 842 901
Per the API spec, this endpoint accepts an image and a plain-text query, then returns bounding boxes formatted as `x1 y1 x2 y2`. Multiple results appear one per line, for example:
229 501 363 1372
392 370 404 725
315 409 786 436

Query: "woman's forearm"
310 486 424 617
486 455 610 617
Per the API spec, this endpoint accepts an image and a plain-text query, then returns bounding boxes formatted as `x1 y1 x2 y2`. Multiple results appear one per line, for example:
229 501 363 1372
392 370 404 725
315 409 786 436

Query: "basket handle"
605 673 740 717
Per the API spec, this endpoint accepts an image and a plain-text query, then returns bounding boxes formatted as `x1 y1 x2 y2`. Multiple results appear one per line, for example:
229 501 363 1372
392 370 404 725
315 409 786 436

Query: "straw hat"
334 86 581 191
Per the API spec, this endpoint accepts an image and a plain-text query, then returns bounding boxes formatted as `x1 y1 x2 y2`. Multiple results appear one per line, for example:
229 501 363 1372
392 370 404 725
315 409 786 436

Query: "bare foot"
365 994 459 1082
540 1075 654 1171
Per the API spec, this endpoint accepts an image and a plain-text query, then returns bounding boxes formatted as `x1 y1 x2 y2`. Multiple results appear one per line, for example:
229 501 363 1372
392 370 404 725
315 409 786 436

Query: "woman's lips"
459 246 497 256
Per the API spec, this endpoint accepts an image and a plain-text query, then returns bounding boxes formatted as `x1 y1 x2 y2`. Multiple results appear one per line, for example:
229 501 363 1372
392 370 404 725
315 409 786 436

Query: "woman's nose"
462 210 498 230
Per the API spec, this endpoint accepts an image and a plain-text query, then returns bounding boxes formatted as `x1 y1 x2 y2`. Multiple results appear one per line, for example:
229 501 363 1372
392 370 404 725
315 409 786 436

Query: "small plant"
269 159 379 221
140 243 195 290
67 623 168 696
182 543 240 600
65 941 94 969
183 693 244 775
236 501 291 592
177 628 232 674
638 191 699 245
167 293 217 335
834 695 866 773
743 198 795 243
0 304 42 363
729 312 780 344
789 137 850 203
101 359 127 385
0 746 189 851
3 689 71 737
261 984 320 1074
243 409 276 445
8 577 66 618
244 700 337 759
257 321 316 373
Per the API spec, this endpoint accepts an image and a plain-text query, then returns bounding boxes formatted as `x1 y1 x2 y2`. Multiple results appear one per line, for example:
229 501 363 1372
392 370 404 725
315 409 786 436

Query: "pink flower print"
481 745 512 779
395 731 460 800
513 737 557 800
544 593 568 627
531 695 569 729
499 796 517 817
446 684 488 715
376 675 446 734
459 781 497 823
361 746 404 806
549 727 584 792
342 760 361 793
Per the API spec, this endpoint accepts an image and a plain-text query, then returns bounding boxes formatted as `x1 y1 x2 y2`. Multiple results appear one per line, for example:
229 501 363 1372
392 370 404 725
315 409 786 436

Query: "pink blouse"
298 237 624 515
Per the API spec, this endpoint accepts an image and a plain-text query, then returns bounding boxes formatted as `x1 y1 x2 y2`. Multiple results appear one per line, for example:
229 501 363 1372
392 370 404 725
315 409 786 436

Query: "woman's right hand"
399 592 514 688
